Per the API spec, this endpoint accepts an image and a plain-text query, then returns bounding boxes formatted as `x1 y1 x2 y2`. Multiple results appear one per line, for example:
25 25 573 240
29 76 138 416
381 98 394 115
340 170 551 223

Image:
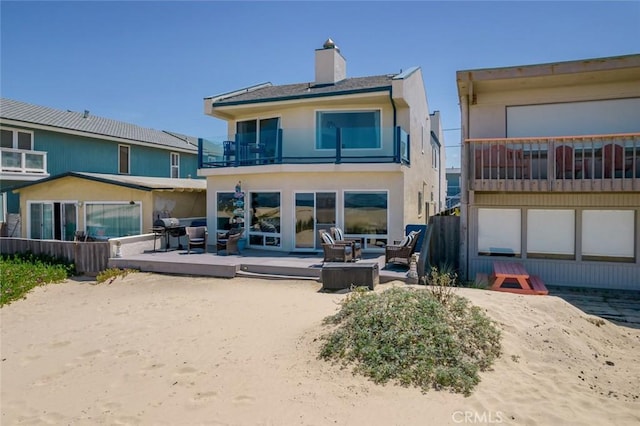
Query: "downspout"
388 89 397 162
459 93 470 282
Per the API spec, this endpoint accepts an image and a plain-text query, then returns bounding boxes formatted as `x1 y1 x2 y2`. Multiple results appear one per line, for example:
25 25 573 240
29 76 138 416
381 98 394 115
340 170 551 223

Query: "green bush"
319 286 502 396
0 252 74 306
96 267 135 284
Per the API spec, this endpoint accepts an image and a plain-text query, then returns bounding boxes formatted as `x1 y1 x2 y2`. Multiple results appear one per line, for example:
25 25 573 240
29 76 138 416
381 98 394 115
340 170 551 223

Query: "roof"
456 54 640 95
0 98 198 152
208 74 395 107
11 172 207 193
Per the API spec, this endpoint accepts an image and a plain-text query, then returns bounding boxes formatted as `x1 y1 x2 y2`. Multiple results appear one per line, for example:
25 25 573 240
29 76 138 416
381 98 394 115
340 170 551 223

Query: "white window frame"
315 108 383 151
526 209 575 258
118 144 130 174
170 152 180 178
582 210 635 260
477 208 521 256
84 201 142 238
0 192 7 223
1 126 34 150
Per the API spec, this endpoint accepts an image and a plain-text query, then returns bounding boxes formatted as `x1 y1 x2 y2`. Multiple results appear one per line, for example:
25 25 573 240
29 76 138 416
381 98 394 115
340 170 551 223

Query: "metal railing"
198 126 410 168
466 133 640 191
0 148 48 175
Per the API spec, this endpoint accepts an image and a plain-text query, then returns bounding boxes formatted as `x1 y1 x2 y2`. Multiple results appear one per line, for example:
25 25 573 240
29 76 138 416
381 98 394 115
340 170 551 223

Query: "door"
29 202 77 240
294 192 336 250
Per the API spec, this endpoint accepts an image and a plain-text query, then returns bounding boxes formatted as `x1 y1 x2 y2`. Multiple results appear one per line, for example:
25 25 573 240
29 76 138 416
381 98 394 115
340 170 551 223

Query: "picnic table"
488 261 548 295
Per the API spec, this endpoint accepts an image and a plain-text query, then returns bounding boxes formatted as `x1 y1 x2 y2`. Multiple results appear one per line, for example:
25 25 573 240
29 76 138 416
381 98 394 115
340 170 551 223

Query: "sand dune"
1 273 638 425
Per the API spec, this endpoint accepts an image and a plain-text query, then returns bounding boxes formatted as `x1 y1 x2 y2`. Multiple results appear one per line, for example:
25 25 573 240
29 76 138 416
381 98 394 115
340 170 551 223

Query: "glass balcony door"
294 192 336 250
29 202 77 241
236 117 279 164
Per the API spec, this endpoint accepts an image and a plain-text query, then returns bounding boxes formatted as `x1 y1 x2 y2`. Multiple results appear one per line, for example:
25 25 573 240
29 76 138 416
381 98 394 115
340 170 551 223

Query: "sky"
1 1 639 168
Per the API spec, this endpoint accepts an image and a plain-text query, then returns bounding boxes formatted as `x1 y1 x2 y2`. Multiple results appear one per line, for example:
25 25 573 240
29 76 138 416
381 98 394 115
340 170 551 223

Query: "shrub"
319 286 501 396
424 266 458 305
0 252 74 306
96 267 135 284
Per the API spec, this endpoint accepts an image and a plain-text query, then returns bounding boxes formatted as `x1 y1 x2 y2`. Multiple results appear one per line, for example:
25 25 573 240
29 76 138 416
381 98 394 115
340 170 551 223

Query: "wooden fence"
418 215 460 278
0 238 110 275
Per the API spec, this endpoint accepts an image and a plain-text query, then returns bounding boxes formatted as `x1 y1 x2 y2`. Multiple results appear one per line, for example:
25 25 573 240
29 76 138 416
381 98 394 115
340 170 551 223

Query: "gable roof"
11 171 206 193
0 98 198 152
208 74 395 107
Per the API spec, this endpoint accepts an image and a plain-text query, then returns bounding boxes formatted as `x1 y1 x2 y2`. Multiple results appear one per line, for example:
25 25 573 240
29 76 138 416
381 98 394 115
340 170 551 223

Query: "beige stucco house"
457 54 640 290
12 172 206 241
198 40 445 253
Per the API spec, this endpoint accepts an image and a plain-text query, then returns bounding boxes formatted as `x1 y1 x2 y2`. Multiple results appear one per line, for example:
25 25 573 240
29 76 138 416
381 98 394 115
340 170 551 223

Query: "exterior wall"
393 68 442 223
206 170 405 252
223 93 396 160
459 56 640 289
467 192 640 290
467 81 640 139
31 128 199 178
15 176 205 237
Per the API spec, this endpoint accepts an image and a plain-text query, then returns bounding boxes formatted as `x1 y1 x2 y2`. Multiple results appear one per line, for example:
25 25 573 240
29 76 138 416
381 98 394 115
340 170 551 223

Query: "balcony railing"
466 133 640 192
198 126 410 169
0 148 48 176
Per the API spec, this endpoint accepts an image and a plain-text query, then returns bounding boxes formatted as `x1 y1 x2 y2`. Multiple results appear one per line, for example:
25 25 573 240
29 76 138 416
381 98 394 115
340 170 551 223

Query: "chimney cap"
323 38 338 50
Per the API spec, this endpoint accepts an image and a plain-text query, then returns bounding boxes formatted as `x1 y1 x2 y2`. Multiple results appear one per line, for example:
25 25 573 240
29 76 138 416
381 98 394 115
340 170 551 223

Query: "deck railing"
0 148 48 175
198 126 410 169
466 133 640 191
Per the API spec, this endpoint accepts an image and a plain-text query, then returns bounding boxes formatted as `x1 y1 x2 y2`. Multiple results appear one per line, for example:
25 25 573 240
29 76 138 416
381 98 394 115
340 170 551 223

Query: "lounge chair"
385 229 421 267
319 230 353 263
216 228 244 255
330 226 362 260
185 226 208 254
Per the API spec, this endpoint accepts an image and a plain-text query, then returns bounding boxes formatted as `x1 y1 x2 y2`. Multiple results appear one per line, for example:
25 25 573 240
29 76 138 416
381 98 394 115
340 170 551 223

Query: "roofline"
211 85 393 108
393 66 420 80
204 82 273 102
0 118 198 154
10 172 156 193
456 53 640 83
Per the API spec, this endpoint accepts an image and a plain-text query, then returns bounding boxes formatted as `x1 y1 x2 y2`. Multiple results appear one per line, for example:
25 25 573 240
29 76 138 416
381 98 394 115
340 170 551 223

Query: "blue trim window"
316 110 381 149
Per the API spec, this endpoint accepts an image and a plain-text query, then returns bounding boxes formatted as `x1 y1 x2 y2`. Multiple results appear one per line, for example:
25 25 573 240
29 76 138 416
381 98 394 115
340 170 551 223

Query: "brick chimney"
315 38 346 85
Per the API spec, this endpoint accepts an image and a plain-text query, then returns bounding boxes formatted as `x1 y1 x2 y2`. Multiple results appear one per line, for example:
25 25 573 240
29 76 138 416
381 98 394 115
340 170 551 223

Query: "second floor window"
1 127 33 150
316 110 381 150
119 145 130 174
170 152 180 178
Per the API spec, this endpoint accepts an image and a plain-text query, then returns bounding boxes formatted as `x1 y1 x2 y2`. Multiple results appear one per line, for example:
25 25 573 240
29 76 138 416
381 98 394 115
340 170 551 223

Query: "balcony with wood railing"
466 133 640 192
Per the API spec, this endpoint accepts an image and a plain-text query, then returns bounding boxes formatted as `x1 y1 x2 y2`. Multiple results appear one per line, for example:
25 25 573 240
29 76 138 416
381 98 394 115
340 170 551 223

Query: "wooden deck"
108 247 410 283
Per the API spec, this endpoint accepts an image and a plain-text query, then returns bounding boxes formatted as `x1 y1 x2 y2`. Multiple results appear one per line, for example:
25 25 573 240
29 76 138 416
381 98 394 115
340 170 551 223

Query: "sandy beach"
1 273 639 425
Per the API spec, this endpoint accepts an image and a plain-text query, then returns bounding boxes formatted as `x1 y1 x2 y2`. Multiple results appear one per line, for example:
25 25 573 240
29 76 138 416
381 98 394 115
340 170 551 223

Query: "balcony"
198 127 410 169
0 148 48 180
467 133 640 192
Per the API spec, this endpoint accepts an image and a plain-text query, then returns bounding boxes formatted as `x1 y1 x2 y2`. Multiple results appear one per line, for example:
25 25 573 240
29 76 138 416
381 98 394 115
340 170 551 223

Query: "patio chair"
330 226 362 260
555 145 583 179
385 229 421 267
319 230 353 263
602 143 628 178
216 228 244 255
185 226 208 254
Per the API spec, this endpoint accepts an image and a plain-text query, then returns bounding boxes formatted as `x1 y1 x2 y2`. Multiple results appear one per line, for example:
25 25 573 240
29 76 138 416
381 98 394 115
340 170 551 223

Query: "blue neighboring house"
0 98 200 236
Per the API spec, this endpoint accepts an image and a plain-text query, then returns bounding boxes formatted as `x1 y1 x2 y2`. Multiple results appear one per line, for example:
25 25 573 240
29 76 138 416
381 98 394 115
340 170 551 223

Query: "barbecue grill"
152 218 186 250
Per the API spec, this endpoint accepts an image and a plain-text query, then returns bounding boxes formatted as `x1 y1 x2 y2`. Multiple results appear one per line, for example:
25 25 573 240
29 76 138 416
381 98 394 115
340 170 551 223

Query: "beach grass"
319 286 502 396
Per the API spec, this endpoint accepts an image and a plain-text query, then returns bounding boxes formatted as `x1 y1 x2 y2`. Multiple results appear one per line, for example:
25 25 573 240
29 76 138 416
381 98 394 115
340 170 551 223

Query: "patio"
108 247 411 283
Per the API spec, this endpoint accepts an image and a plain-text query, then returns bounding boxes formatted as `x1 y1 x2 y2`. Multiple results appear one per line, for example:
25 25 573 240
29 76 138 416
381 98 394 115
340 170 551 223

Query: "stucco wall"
468 80 640 139
206 170 405 252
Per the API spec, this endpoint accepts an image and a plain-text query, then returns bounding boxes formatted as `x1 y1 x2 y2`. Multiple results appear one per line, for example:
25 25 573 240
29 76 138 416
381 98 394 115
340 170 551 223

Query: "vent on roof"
83 110 90 119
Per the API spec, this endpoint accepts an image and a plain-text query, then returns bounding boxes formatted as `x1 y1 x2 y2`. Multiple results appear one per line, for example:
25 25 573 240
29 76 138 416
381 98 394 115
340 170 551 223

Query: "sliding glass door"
294 192 336 250
29 202 77 241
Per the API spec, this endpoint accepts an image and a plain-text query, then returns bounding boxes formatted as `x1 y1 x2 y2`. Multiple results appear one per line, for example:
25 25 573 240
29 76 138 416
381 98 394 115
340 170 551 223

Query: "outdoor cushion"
399 234 412 247
321 232 335 245
334 227 344 240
